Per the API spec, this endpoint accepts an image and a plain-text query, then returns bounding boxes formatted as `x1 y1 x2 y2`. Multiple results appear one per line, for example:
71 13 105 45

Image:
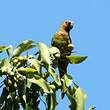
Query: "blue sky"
0 0 110 110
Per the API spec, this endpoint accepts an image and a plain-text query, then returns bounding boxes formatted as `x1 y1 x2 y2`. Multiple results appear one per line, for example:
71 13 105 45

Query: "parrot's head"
61 20 74 32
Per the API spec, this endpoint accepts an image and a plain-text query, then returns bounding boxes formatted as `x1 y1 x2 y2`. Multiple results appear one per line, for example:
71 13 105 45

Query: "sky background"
0 0 110 110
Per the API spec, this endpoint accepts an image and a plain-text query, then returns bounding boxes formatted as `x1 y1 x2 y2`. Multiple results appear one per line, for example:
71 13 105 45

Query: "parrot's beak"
70 21 74 29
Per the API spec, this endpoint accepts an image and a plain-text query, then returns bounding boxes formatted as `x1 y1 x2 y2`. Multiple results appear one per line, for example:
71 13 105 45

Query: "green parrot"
51 20 74 78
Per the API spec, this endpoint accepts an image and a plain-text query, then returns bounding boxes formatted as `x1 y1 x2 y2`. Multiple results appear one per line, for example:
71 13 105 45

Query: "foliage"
0 40 92 110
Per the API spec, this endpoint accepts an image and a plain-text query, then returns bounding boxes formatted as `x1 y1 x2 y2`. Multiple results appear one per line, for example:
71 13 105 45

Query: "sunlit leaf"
22 95 26 103
38 42 51 69
60 74 73 99
0 58 11 73
27 74 50 93
18 67 38 75
67 87 86 110
49 47 61 69
49 84 56 91
38 43 61 85
49 46 60 59
74 88 86 110
63 74 73 87
28 59 41 73
12 40 36 57
66 55 88 64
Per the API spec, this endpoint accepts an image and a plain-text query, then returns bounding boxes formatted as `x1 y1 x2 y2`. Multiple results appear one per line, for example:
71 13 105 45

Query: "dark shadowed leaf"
0 87 9 106
61 79 67 99
0 46 8 53
26 104 33 110
6 45 13 57
46 93 58 110
66 55 88 64
66 89 77 110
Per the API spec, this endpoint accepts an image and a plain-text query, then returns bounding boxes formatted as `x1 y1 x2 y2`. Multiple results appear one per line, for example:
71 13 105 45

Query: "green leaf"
38 42 51 69
63 74 73 87
26 104 33 110
0 58 11 73
46 93 58 110
66 55 88 64
49 46 60 59
49 69 61 86
0 87 9 106
12 40 36 57
6 45 13 57
38 43 61 85
18 67 51 93
61 79 68 99
18 67 39 75
27 74 50 93
67 87 86 110
49 84 56 91
67 93 76 110
49 47 60 68
28 59 41 73
0 45 13 57
60 74 73 99
74 87 86 110
0 46 8 53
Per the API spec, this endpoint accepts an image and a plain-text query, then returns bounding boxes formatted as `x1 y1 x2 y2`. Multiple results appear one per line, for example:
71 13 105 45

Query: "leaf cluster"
0 40 93 110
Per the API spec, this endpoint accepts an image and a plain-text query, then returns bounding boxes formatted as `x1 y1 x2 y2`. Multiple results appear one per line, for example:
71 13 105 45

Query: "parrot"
51 20 74 78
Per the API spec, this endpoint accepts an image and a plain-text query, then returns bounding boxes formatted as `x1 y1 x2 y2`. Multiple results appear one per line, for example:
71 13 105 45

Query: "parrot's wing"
51 33 58 46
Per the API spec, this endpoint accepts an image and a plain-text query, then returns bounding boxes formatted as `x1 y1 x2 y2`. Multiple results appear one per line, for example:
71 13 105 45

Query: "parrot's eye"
65 21 68 24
